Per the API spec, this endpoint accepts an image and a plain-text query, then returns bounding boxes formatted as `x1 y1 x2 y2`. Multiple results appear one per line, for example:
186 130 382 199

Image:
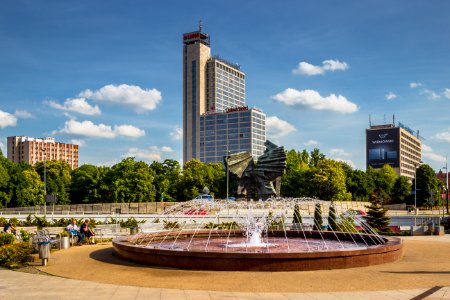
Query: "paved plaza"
0 235 449 299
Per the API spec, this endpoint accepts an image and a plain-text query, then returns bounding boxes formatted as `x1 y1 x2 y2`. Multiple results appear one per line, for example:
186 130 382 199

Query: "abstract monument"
225 140 287 200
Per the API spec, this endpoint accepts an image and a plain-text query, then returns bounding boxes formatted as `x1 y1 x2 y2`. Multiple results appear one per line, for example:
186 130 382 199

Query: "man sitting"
80 219 95 244
66 219 84 245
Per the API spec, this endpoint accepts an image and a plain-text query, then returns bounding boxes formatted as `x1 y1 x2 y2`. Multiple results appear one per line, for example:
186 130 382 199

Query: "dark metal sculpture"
225 141 286 200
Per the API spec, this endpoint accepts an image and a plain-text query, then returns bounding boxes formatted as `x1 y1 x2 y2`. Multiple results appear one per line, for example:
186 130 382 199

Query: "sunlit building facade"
7 136 79 169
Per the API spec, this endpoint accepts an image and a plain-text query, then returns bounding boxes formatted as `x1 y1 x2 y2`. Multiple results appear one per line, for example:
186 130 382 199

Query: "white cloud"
434 129 450 143
322 59 349 72
54 119 145 139
329 148 351 157
70 139 86 147
410 82 422 88
444 88 450 100
292 62 324 76
304 140 319 146
272 88 358 114
46 98 101 116
422 144 446 163
266 116 296 139
170 126 183 140
14 110 33 118
113 125 145 138
292 59 349 76
0 110 17 128
335 158 356 168
421 88 441 100
80 84 162 113
385 92 398 100
124 146 173 162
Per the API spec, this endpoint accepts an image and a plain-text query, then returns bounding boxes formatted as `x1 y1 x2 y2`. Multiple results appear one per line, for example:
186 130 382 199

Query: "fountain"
113 198 403 271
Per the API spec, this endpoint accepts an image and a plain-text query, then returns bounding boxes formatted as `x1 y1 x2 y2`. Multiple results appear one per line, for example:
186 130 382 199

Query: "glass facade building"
200 107 266 163
206 57 245 113
183 25 266 164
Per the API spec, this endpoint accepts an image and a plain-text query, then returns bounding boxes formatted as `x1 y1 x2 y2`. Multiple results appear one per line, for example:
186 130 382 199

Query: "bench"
94 224 127 239
31 229 62 250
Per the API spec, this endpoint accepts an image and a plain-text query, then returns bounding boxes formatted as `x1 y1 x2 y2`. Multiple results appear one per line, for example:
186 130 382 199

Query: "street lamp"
443 156 449 214
226 151 230 200
413 162 420 224
41 148 47 216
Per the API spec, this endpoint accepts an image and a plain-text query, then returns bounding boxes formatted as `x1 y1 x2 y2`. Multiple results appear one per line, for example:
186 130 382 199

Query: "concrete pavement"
0 269 449 299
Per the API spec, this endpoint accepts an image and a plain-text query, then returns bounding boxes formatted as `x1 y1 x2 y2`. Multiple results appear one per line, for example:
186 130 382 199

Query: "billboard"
366 127 400 168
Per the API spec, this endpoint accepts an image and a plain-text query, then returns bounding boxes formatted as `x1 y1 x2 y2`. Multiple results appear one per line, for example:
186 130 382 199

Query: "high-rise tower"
182 24 211 163
183 24 266 164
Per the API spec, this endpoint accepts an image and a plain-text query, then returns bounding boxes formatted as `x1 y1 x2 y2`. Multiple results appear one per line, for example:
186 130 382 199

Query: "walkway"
0 269 449 299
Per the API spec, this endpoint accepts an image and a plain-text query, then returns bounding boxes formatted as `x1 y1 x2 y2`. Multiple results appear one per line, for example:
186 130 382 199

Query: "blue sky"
1 0 450 171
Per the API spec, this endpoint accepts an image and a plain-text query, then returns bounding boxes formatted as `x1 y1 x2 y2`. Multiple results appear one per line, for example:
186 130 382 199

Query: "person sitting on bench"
66 219 84 245
80 219 95 244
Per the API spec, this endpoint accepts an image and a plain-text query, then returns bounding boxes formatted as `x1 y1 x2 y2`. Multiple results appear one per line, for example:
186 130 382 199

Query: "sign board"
366 127 400 168
45 194 57 203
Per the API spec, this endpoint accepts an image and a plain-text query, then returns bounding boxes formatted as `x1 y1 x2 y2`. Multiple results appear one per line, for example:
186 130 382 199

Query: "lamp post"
226 151 230 200
444 156 449 214
413 162 420 225
41 149 47 217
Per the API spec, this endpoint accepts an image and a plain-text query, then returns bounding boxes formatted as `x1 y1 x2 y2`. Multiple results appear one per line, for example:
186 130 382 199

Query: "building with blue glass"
183 24 266 164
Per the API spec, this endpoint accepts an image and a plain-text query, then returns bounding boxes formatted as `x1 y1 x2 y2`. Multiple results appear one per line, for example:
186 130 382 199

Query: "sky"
1 0 450 172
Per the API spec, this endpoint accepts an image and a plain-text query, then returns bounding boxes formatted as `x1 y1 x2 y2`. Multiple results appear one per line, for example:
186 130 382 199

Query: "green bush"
58 231 70 238
0 217 7 227
163 220 180 229
51 218 70 227
23 214 37 226
0 242 34 268
19 230 31 242
34 215 51 228
0 233 15 246
120 217 145 228
8 218 20 226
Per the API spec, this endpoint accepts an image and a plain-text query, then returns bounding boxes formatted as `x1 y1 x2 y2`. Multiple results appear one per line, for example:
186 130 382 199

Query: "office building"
206 56 245 113
366 122 422 181
183 24 265 164
7 136 79 169
200 107 266 163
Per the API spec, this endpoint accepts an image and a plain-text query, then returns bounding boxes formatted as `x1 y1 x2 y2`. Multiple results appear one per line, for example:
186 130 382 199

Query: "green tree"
314 203 323 230
311 159 350 200
342 165 374 201
293 203 302 224
105 158 156 203
328 204 337 230
365 193 390 231
391 176 411 204
368 165 397 202
0 163 11 208
35 160 72 204
281 149 313 197
12 169 44 207
415 164 441 208
70 164 105 203
309 148 325 168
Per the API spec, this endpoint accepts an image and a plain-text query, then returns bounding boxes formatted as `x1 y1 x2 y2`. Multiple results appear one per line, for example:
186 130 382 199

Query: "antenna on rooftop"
199 19 203 32
393 114 395 126
369 114 372 126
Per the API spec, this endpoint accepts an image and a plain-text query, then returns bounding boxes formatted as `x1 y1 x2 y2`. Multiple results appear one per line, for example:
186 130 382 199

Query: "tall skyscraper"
182 24 211 163
183 24 266 164
7 136 79 169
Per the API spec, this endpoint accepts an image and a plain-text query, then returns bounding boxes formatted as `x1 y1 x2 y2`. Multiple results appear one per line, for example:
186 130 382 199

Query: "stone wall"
0 202 176 215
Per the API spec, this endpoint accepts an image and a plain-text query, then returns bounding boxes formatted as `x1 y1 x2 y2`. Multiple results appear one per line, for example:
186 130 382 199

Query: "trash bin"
130 227 137 235
60 237 70 249
38 241 50 266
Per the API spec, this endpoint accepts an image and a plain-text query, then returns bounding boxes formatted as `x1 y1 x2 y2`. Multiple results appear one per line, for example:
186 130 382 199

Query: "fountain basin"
113 230 403 271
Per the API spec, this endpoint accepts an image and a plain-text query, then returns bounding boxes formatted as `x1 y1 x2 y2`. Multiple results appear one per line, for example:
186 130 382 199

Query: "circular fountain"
113 198 403 271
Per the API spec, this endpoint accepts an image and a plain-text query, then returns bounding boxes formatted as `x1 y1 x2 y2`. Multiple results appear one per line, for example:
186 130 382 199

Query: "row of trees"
0 148 444 208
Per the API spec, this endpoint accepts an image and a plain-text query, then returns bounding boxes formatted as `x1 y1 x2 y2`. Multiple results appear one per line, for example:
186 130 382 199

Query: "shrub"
0 217 7 227
8 218 20 226
58 231 70 238
314 203 323 230
0 232 15 246
163 220 180 229
23 214 37 226
34 215 51 228
52 218 70 227
293 204 303 224
0 242 34 268
19 230 31 242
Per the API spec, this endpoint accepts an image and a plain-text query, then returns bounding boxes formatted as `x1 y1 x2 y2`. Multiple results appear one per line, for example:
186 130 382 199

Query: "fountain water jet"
113 198 403 271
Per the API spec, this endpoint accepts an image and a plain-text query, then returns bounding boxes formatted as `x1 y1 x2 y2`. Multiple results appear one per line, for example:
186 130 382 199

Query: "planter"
60 237 70 249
